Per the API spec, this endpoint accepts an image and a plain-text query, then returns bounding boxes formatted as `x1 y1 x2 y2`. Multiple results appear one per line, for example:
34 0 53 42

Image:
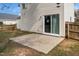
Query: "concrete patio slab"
10 34 64 54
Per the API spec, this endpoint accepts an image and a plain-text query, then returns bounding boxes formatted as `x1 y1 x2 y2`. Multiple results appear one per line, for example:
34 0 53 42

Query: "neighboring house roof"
0 13 20 21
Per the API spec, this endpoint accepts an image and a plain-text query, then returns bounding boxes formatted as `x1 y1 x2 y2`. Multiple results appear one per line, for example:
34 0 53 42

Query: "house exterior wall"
17 3 37 30
64 3 74 22
17 3 74 37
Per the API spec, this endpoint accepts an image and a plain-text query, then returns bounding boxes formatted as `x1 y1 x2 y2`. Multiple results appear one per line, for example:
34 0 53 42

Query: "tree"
0 22 3 26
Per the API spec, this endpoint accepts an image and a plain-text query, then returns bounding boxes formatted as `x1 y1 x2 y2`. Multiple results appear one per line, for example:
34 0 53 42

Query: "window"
22 3 26 9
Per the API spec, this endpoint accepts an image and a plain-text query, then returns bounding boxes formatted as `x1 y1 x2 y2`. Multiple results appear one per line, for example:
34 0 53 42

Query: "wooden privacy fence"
65 19 79 40
0 24 17 32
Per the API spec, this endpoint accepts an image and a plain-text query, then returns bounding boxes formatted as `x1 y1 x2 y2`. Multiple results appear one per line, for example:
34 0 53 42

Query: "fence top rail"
66 22 79 26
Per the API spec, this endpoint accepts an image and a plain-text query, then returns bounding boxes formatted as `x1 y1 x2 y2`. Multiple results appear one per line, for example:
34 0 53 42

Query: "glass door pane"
52 14 59 34
45 15 51 33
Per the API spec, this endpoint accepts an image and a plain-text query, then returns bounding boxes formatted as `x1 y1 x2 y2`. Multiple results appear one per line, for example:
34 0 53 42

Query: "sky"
0 3 79 16
0 3 20 16
74 3 79 9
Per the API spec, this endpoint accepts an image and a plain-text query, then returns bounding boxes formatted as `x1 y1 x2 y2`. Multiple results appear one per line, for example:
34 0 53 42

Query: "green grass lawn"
0 30 79 56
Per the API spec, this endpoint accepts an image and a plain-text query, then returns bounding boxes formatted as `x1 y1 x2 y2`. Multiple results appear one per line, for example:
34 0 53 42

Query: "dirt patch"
0 41 44 56
47 39 79 56
59 39 78 48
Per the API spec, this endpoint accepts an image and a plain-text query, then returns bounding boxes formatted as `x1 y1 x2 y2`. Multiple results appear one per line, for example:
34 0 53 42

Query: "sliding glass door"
44 14 59 35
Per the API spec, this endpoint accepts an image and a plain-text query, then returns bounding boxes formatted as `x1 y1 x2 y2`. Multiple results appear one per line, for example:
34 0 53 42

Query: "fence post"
67 22 69 39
